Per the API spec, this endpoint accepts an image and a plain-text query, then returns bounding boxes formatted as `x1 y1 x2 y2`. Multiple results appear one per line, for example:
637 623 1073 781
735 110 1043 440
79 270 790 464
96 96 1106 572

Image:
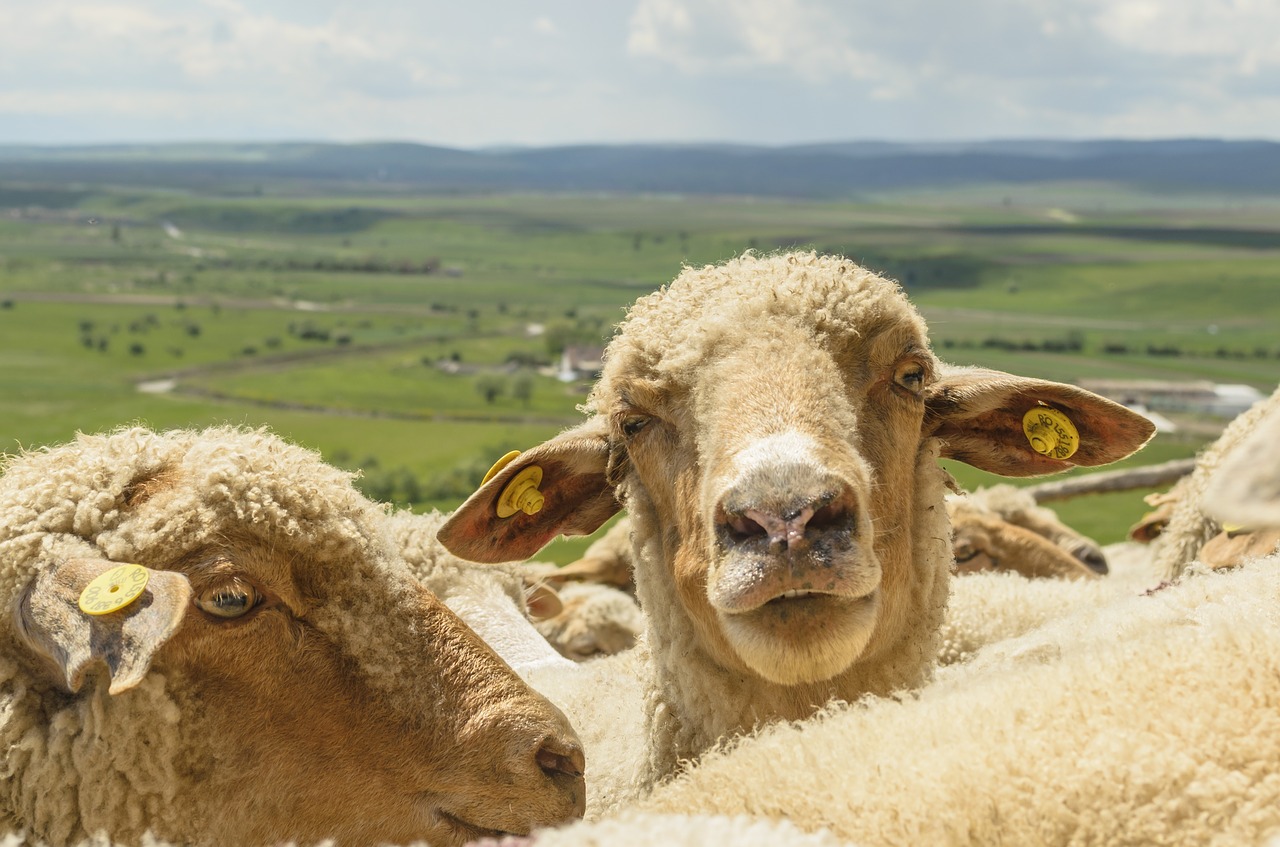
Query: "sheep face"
441 254 1155 692
4 428 585 847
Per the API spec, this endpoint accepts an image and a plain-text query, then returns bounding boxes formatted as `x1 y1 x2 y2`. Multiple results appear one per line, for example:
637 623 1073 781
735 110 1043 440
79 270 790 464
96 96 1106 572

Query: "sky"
1 0 1278 148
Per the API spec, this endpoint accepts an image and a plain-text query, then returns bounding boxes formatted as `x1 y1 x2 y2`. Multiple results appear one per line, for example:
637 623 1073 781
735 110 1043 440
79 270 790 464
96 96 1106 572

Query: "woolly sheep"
534 582 644 660
1153 382 1280 578
626 553 1280 846
947 484 1107 578
0 427 585 847
440 251 1154 784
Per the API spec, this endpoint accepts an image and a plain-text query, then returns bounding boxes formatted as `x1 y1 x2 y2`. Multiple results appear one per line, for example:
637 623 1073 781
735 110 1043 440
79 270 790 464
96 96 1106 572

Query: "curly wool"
1153 383 1280 579
0 426 393 843
588 251 926 414
637 555 1280 845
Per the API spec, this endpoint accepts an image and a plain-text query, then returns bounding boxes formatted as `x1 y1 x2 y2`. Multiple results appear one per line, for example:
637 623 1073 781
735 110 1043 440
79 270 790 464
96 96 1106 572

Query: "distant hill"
0 139 1277 197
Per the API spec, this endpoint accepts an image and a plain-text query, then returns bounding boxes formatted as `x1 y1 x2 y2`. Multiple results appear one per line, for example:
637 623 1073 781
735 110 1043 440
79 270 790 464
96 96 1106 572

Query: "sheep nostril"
536 741 585 779
1075 547 1109 575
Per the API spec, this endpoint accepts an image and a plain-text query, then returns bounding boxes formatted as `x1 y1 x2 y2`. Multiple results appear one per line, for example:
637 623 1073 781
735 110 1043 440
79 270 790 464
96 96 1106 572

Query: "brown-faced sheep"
440 251 1154 785
947 485 1107 579
0 427 585 847
384 508 648 818
534 582 644 661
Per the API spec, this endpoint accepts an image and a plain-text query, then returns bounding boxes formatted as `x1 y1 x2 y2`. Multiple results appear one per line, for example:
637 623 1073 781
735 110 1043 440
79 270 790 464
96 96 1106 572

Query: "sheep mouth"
437 809 519 842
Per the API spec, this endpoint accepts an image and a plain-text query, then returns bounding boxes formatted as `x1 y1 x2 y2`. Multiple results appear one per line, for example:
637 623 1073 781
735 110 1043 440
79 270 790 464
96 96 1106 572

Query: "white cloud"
1093 0 1280 75
626 0 888 85
0 0 1277 145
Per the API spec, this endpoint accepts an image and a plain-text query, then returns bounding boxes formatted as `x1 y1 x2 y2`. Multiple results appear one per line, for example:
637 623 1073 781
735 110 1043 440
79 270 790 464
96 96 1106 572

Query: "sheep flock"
4 251 1279 847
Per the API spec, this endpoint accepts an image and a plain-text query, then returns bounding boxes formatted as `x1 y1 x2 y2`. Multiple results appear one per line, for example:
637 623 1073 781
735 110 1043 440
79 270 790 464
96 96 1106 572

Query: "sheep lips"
708 489 881 650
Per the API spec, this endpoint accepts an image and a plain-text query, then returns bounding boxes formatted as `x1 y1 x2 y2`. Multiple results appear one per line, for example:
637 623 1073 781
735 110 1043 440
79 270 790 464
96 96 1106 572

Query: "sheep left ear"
438 418 621 563
924 366 1156 477
15 558 191 695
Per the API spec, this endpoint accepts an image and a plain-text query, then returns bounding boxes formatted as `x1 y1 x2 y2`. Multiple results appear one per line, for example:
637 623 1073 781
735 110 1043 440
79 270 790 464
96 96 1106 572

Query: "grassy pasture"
2 179 1279 561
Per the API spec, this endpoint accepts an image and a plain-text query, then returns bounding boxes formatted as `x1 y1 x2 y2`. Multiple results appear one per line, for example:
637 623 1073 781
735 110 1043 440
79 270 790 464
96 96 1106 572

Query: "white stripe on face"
727 430 824 486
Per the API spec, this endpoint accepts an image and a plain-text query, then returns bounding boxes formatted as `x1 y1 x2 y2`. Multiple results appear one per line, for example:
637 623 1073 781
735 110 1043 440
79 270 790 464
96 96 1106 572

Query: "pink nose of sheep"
712 464 866 614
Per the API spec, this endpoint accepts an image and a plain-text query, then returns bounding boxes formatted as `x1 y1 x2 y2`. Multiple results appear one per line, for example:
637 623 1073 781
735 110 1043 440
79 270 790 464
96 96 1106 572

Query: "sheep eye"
894 363 926 395
620 415 651 438
194 582 260 619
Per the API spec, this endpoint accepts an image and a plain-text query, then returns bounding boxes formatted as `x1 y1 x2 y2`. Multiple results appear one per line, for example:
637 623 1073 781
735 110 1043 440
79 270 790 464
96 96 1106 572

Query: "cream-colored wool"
636 555 1280 846
530 812 857 847
1154 382 1280 579
937 540 1163 666
1206 401 1280 529
0 427 584 846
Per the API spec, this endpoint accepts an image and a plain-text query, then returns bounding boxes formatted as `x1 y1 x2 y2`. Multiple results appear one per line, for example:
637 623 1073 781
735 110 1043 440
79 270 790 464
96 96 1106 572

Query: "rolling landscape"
2 140 1278 560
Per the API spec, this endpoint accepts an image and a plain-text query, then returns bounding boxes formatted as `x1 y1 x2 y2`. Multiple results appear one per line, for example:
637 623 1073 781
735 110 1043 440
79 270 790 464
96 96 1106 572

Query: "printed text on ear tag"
1022 406 1079 460
78 564 150 616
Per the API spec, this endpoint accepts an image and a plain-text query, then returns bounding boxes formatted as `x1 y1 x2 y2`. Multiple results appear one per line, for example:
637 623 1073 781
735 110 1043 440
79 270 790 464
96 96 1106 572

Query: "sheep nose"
730 505 817 549
536 738 585 780
1073 545 1109 575
716 465 859 553
536 737 587 820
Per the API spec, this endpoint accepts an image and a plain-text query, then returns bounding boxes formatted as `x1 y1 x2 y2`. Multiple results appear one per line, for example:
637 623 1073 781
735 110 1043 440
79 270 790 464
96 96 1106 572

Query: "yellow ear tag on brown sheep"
497 466 545 518
78 564 150 616
482 450 522 486
1022 406 1080 460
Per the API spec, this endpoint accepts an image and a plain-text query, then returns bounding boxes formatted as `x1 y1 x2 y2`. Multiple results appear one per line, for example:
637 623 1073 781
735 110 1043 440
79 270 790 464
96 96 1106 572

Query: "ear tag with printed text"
78 564 150 616
1022 406 1080 460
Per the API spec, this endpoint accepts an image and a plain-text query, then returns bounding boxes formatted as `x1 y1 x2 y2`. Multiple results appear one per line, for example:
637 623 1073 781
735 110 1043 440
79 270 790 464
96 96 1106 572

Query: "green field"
2 180 1278 560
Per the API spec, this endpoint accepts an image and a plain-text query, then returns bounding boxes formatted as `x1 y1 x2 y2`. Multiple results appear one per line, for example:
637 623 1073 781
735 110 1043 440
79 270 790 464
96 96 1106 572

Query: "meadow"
2 178 1278 560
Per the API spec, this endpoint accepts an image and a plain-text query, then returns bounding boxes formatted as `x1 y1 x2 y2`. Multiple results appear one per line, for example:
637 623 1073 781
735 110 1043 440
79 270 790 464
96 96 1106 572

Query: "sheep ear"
439 418 620 563
15 558 191 695
924 367 1156 477
523 581 564 621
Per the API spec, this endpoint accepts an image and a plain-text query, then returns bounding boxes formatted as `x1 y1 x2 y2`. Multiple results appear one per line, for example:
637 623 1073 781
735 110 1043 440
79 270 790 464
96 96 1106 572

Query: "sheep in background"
946 484 1107 579
1152 383 1280 578
440 251 1154 785
534 582 644 661
551 518 636 596
0 427 585 847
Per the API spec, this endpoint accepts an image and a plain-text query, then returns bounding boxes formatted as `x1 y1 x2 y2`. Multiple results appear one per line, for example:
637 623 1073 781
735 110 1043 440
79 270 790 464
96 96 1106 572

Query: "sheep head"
442 253 1155 690
2 427 585 847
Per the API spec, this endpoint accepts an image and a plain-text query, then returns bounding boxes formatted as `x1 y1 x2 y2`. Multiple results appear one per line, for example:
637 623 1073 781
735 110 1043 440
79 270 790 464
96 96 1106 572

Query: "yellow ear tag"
497 466 545 518
78 564 150 616
1022 406 1080 460
482 450 522 486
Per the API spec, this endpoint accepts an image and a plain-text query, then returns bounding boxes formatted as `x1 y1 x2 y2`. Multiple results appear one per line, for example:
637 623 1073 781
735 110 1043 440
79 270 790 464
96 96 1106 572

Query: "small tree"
512 372 534 408
475 374 508 405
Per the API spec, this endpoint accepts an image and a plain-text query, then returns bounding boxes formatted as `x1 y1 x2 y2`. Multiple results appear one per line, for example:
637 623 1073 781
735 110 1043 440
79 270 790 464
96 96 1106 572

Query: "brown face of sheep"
950 511 1104 580
14 539 585 847
439 283 1156 691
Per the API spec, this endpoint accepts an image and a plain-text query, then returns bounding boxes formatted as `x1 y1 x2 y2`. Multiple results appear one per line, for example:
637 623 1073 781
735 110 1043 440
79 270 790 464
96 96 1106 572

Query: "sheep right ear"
439 418 621 563
14 558 191 695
